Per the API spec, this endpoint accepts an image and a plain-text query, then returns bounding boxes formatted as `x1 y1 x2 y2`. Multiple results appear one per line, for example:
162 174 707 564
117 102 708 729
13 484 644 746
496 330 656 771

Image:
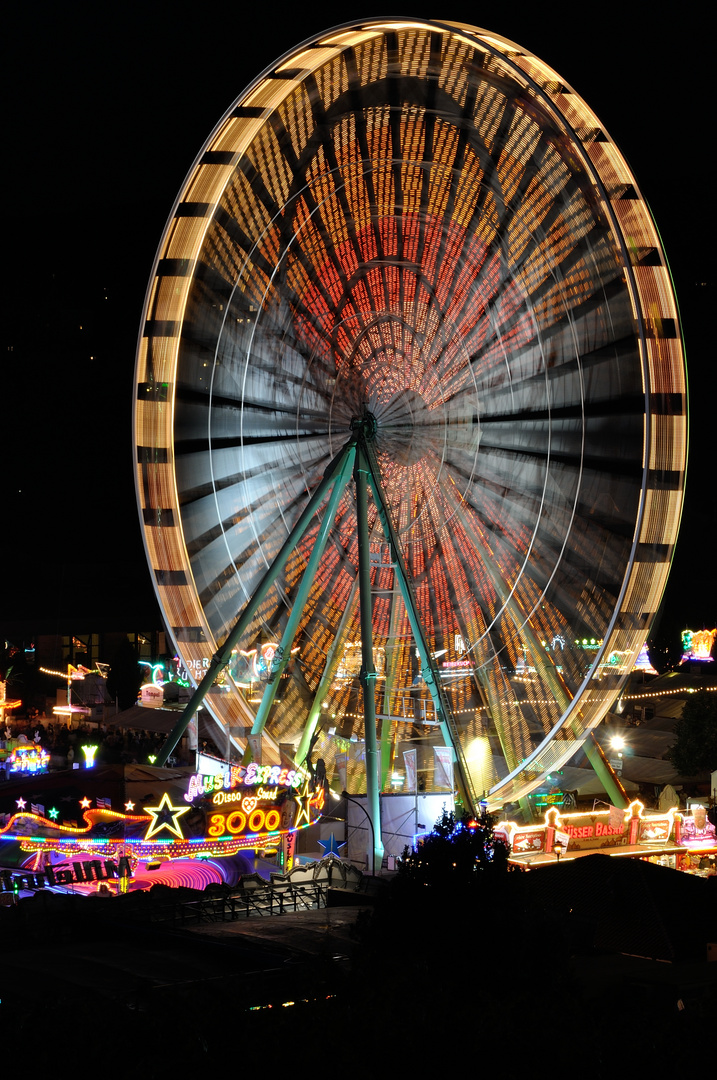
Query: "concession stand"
495 801 717 876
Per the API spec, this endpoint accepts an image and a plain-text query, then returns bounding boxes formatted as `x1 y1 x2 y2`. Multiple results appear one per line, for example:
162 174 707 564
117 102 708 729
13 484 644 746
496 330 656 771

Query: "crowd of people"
1 715 220 771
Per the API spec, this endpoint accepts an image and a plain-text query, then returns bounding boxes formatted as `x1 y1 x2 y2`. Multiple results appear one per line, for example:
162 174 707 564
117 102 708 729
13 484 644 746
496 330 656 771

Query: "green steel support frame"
155 440 356 765
295 572 361 767
362 441 477 813
158 423 476 872
584 732 629 809
250 446 356 738
354 439 385 874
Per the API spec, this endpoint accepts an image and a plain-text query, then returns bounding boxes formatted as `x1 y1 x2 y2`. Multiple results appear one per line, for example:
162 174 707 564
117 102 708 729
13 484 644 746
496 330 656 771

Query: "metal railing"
147 881 329 924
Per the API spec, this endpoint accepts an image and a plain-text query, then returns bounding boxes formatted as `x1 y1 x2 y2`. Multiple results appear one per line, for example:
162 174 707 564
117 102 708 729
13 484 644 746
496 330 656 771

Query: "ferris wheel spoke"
473 330 640 414
435 136 562 318
476 432 641 481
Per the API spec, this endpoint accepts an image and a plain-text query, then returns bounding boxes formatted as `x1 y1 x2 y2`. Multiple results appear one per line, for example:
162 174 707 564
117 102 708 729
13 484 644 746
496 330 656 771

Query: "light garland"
622 685 717 701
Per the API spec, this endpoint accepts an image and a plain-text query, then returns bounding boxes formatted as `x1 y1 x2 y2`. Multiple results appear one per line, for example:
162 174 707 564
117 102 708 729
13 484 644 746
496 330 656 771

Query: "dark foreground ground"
2 860 716 1074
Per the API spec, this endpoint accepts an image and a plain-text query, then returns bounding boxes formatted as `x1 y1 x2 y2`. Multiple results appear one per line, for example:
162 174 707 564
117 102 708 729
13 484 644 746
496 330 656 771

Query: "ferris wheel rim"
134 17 687 808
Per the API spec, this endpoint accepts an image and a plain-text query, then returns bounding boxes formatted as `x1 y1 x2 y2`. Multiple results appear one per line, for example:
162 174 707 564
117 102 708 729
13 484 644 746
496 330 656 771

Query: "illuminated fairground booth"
495 802 717 874
133 16 686 867
680 629 716 664
0 757 326 895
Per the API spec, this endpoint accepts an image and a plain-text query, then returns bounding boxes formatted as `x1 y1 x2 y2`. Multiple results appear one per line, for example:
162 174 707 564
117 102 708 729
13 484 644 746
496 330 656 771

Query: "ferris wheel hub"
350 411 378 442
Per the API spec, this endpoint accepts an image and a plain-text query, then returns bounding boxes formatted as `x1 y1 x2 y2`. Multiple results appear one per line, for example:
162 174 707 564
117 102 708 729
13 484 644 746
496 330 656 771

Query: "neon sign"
81 745 98 768
185 764 244 801
0 766 323 874
679 809 716 847
138 658 192 690
253 643 277 680
560 819 625 840
204 780 319 842
681 628 716 662
213 785 281 806
208 807 283 837
226 642 299 687
245 763 298 787
8 745 50 774
143 792 191 840
496 801 680 861
632 643 658 675
1 857 132 892
184 762 299 802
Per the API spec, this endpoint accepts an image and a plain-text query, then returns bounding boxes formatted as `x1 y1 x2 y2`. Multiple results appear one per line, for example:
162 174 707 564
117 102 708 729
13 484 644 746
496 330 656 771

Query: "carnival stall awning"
103 704 217 741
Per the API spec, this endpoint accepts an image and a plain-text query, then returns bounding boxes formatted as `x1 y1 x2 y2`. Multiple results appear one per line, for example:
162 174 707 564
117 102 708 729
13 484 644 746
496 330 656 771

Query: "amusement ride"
132 17 687 867
0 19 691 893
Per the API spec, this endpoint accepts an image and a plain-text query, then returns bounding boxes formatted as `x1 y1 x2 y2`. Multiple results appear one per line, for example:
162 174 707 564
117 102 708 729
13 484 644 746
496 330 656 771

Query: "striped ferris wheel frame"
135 19 686 808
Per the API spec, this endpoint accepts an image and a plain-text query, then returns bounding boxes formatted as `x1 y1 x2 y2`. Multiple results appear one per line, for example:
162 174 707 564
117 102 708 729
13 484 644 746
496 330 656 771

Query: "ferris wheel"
134 18 686 815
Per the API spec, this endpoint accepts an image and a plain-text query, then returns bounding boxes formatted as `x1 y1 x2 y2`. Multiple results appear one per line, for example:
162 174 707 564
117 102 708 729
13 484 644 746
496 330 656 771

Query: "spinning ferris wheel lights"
135 18 686 833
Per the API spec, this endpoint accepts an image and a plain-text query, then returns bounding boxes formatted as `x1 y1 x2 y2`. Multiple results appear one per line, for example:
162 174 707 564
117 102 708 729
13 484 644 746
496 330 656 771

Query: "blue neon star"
318 833 346 857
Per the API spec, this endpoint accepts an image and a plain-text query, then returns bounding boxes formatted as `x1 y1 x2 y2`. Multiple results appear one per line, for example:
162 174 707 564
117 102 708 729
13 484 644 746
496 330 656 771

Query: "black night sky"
3 3 713 662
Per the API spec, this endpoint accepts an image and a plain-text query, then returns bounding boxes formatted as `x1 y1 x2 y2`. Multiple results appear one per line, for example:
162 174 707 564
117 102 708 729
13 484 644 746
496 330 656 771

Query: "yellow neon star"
293 779 314 829
144 792 191 840
80 797 91 809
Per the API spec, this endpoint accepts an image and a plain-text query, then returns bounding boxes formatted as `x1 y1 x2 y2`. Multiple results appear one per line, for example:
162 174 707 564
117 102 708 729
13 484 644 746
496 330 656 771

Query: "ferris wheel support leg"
355 442 385 875
295 573 361 768
362 445 477 813
250 446 356 739
584 732 629 809
379 589 404 789
155 440 357 766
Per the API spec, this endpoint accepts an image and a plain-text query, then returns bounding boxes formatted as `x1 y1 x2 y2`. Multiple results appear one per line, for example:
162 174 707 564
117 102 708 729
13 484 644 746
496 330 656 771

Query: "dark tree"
668 689 717 775
396 808 508 890
107 639 141 710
